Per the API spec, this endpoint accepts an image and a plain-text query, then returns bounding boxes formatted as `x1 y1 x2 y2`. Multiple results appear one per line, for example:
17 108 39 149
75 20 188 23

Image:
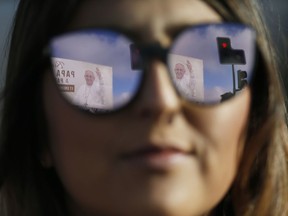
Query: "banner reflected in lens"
169 54 204 102
52 57 113 111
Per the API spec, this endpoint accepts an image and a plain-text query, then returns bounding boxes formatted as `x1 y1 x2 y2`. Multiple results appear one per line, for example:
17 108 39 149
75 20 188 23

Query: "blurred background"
260 0 288 98
0 0 287 95
0 0 18 88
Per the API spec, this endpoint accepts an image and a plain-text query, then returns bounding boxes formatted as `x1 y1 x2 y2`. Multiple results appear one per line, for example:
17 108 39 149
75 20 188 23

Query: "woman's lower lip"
121 151 192 170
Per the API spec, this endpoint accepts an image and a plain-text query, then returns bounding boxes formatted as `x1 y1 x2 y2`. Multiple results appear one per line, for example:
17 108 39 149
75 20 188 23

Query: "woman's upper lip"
120 143 194 160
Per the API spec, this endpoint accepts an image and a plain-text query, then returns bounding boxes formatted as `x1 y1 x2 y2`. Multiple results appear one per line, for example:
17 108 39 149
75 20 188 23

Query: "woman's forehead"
69 0 222 34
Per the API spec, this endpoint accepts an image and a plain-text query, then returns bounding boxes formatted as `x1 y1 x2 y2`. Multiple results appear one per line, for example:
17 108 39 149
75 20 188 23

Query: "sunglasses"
47 23 257 114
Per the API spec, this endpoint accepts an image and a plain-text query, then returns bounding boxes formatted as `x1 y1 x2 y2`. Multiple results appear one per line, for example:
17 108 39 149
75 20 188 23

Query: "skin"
42 0 251 215
174 63 186 79
84 70 95 86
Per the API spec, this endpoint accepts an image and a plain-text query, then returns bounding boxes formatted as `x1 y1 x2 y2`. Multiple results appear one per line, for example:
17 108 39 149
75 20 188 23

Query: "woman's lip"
120 147 193 170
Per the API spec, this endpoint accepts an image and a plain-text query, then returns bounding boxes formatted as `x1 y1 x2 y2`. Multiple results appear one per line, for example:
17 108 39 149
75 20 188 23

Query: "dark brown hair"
205 1 288 215
0 0 287 216
0 1 79 216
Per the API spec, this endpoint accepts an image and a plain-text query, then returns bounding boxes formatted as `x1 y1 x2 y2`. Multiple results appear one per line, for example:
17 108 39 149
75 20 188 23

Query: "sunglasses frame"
44 22 258 115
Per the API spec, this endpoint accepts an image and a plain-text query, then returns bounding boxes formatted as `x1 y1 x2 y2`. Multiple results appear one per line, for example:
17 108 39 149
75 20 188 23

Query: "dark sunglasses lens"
49 29 142 113
168 23 256 104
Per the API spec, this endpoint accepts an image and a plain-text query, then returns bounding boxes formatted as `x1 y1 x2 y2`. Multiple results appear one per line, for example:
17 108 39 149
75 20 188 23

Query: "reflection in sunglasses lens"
168 23 256 104
50 30 142 113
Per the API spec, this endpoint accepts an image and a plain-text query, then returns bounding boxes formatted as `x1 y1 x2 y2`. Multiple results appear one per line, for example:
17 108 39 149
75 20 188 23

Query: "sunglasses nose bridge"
140 43 168 64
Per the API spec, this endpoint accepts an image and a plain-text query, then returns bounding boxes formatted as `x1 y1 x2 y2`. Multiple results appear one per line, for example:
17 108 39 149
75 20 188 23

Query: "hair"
0 0 287 216
205 1 288 215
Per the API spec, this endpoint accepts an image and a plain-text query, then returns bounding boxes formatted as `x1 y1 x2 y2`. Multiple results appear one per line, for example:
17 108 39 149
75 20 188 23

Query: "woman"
0 0 287 216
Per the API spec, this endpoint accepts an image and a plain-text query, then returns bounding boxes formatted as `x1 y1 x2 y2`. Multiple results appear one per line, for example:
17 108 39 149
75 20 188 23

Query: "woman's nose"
133 59 182 119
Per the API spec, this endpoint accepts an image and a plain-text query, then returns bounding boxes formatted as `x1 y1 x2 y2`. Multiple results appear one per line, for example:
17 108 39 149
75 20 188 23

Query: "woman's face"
43 0 251 216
